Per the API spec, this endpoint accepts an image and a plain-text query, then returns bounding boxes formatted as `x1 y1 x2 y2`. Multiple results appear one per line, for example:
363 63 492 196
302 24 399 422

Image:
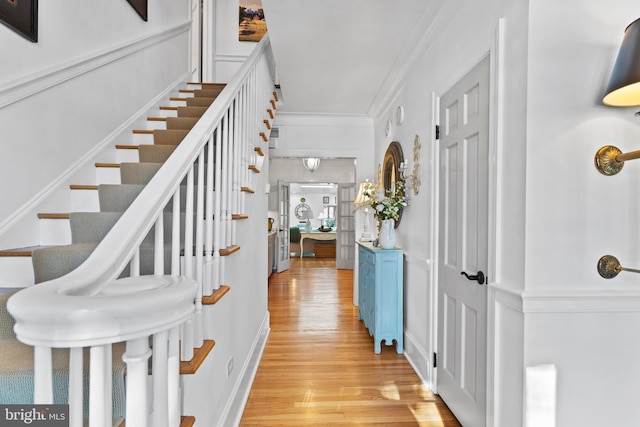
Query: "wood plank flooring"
240 257 461 426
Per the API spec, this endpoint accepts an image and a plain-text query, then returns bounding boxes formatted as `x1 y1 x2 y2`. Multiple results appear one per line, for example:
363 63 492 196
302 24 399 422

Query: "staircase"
1 35 276 426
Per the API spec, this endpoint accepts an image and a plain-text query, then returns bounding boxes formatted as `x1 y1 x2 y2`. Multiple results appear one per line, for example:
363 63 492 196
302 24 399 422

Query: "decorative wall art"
239 0 266 42
126 0 147 21
0 0 37 42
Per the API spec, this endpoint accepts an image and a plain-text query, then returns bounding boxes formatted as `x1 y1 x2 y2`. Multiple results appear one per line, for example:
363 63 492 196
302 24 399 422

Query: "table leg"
300 236 304 258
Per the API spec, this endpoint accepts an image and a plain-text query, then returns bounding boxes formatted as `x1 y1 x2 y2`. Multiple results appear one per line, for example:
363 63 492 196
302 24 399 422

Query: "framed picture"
126 0 147 21
239 0 266 42
0 0 38 42
323 197 330 204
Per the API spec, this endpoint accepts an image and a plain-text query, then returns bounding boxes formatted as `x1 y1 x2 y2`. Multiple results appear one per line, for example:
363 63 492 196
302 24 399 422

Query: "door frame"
428 19 505 426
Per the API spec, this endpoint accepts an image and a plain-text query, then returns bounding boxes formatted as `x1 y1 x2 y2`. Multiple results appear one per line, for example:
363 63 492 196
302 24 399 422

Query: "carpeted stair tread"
98 184 145 213
138 145 177 163
153 129 189 146
166 117 199 130
193 89 223 98
186 97 215 107
70 212 122 244
32 243 97 284
120 163 163 185
177 106 207 118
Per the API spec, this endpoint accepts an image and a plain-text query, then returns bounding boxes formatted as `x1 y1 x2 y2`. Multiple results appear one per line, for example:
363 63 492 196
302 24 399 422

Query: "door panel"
276 181 290 273
437 55 490 427
336 183 355 270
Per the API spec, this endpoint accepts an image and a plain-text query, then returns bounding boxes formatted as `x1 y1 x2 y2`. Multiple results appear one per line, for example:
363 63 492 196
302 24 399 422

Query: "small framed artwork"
126 0 147 21
239 0 266 42
0 0 38 42
323 197 330 204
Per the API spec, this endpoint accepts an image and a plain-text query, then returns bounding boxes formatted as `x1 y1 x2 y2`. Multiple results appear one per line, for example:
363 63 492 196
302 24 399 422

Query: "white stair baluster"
123 337 152 427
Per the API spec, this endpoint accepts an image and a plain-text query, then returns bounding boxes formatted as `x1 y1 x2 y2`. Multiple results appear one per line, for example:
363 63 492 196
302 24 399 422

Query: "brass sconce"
595 18 640 175
399 135 421 194
594 145 640 175
597 255 640 279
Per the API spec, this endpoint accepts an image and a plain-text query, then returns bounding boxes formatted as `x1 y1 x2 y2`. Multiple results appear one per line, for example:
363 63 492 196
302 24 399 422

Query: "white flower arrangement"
366 181 408 221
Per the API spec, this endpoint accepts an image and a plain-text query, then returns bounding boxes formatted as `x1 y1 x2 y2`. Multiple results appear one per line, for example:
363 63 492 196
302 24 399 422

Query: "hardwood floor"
239 257 461 426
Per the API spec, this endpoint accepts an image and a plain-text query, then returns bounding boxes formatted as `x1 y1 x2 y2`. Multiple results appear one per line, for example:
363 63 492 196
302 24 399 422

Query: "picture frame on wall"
323 197 330 204
239 0 266 42
0 0 38 42
126 0 147 21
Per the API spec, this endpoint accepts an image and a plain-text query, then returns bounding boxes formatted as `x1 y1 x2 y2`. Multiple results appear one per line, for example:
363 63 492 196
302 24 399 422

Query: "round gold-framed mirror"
382 141 405 227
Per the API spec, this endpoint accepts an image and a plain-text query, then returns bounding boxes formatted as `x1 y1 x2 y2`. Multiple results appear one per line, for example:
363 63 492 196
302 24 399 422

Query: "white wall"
369 0 640 425
212 0 261 82
0 0 192 248
522 2 640 426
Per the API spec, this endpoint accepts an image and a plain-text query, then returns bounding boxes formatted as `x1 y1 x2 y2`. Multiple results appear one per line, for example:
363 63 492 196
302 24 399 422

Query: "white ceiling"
262 0 442 116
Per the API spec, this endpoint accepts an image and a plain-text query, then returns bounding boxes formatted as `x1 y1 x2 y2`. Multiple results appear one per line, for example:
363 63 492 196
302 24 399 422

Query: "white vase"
379 219 396 249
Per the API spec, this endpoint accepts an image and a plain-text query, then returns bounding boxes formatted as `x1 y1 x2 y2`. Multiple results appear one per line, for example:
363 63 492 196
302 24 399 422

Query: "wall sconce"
354 179 375 241
303 157 320 172
399 135 421 194
597 254 640 279
595 18 640 175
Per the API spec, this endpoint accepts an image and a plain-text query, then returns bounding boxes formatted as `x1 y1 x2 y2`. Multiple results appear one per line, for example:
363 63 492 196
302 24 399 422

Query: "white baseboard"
403 328 433 390
219 311 271 427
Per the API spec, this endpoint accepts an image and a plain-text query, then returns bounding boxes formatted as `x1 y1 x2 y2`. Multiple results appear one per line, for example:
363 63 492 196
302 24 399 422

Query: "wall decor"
323 196 330 204
396 105 405 125
126 0 148 21
384 120 393 137
239 0 266 42
0 0 38 42
382 141 405 227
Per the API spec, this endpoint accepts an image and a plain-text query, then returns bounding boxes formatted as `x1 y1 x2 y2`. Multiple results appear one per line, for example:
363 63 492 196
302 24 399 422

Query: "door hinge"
435 125 440 140
433 352 437 368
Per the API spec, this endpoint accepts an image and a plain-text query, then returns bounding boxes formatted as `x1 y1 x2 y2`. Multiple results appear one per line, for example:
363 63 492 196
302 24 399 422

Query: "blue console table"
357 242 404 354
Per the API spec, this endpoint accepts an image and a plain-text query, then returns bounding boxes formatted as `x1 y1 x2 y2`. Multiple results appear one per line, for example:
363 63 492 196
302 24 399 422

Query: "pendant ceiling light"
303 157 320 172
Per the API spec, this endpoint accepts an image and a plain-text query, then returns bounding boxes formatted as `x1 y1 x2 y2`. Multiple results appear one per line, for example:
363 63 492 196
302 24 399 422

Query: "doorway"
436 54 490 427
269 158 356 272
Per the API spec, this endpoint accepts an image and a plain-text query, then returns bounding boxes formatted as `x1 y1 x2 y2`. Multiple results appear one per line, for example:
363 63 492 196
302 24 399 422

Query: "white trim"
403 328 432 389
486 18 507 427
490 283 524 312
429 91 440 395
214 54 250 64
274 112 372 125
0 72 190 237
0 22 191 109
368 1 458 120
218 311 270 427
522 289 640 313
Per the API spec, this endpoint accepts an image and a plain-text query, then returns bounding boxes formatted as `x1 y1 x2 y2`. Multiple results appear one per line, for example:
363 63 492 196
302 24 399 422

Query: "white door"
276 181 290 273
437 55 490 427
336 183 355 269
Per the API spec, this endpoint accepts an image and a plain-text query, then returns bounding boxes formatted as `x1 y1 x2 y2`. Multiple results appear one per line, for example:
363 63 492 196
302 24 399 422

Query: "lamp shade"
603 18 640 106
354 180 374 207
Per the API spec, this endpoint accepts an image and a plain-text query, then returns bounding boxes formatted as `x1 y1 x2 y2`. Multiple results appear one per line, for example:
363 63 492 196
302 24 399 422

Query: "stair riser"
39 218 71 246
95 167 121 185
70 189 100 212
115 148 139 163
0 257 34 287
144 120 167 131
132 133 154 145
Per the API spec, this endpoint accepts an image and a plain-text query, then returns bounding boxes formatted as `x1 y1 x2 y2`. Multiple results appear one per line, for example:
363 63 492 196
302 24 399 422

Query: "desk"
300 229 336 258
